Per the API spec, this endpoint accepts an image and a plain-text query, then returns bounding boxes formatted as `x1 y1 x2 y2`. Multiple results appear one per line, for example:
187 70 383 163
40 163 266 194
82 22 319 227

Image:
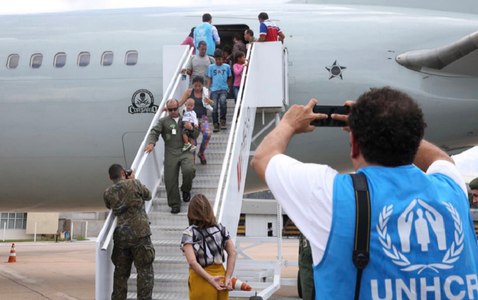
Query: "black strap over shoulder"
350 173 371 300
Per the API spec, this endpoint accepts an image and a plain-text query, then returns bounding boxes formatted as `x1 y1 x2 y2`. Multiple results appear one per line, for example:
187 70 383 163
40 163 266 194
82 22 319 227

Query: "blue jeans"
210 89 228 124
233 86 240 103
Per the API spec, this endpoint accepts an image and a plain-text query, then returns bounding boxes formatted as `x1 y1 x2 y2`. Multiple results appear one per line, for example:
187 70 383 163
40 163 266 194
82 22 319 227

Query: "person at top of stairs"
181 194 237 300
144 99 201 214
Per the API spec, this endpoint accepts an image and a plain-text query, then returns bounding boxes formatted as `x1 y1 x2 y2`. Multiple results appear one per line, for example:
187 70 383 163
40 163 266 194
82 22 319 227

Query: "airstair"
96 41 289 300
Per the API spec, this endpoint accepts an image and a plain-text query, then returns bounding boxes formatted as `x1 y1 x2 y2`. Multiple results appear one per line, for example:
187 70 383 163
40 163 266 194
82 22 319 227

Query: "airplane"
1 1 478 212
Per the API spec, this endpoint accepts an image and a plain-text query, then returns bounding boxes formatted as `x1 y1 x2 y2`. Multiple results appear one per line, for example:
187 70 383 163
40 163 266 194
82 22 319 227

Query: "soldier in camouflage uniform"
470 177 478 208
298 233 315 300
103 164 155 300
144 99 200 214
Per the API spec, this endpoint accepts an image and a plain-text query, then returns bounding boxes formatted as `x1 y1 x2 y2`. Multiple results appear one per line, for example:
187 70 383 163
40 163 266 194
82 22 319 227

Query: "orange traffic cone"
7 243 16 263
231 277 252 291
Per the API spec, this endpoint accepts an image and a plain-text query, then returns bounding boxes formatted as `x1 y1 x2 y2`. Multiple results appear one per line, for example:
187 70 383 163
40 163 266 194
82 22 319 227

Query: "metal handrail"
213 45 254 217
99 46 194 251
283 47 289 107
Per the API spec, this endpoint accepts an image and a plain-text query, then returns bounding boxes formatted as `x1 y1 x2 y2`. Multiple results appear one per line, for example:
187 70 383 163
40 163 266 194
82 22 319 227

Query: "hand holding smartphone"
310 105 350 127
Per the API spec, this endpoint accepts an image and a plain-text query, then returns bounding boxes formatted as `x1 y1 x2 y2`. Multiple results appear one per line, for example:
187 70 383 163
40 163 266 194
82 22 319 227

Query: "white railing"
213 44 254 226
95 45 193 300
213 42 288 299
283 47 289 107
214 42 287 241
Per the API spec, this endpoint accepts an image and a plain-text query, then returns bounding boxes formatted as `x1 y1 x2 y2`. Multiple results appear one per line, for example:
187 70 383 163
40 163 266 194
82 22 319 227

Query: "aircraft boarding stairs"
96 42 289 300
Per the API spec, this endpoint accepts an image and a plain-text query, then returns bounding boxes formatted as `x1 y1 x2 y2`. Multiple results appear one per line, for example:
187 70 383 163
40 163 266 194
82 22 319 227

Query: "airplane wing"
396 30 478 77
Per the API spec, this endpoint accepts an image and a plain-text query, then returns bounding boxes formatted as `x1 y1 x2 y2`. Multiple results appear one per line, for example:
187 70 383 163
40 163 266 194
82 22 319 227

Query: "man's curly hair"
348 87 427 167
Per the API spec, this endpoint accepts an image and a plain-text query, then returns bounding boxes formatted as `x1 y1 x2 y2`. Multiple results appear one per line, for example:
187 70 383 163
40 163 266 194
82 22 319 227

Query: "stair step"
128 281 188 294
150 200 191 213
152 239 182 247
155 255 187 264
127 292 188 300
131 273 189 281
151 225 188 231
155 188 218 200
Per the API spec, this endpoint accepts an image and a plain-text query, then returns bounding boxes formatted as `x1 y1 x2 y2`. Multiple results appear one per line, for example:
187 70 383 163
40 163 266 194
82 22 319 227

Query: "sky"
0 0 283 15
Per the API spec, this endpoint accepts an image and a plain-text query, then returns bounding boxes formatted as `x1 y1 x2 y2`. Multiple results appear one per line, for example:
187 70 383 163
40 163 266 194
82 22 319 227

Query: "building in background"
0 211 107 241
242 191 299 238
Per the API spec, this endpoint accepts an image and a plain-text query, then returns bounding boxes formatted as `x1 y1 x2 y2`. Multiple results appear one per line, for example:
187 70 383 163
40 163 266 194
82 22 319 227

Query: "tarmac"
0 239 301 300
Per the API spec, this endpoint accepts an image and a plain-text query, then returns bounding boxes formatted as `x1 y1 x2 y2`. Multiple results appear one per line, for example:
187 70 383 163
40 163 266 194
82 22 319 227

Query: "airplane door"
122 132 145 168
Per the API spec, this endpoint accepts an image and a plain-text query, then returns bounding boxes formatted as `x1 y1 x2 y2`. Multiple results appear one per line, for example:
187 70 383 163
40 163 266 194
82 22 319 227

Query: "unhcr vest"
194 23 215 56
314 165 478 300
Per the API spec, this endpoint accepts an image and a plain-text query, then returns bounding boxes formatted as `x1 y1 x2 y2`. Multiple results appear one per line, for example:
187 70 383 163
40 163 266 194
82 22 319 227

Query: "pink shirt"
233 63 245 87
180 36 196 54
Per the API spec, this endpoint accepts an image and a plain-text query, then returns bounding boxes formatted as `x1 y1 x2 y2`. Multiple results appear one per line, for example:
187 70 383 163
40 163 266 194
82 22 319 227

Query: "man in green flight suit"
298 233 315 300
103 164 155 300
144 99 200 214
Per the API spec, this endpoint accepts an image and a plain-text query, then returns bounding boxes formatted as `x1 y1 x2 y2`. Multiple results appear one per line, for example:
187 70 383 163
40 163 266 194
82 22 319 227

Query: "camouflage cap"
470 177 478 190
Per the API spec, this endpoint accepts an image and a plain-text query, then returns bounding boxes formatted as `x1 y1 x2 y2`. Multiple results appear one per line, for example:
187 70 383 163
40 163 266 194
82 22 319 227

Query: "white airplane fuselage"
1 5 478 211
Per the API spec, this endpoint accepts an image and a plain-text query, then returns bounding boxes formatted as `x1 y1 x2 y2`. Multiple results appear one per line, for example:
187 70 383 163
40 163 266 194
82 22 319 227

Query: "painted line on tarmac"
0 264 83 300
0 264 37 284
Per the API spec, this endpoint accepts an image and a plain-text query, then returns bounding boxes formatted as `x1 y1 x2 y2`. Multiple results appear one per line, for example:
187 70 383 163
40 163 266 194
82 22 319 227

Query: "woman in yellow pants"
181 194 237 300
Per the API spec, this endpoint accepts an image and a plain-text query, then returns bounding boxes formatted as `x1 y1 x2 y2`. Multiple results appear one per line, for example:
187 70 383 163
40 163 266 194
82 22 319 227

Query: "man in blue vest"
252 87 478 300
194 13 220 56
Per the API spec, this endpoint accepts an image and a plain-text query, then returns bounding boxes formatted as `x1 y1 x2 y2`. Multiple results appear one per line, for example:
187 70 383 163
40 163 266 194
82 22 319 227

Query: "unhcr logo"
370 200 478 300
377 200 463 274
128 89 158 114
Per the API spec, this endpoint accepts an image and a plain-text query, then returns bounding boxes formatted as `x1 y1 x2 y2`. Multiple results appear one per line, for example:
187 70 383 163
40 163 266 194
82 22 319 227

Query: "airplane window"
101 51 114 66
54 53 67 68
78 52 90 67
125 51 138 66
30 53 43 69
7 54 20 69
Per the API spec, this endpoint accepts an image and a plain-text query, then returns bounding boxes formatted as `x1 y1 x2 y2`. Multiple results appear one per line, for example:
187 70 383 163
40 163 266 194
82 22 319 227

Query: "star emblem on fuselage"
325 60 347 80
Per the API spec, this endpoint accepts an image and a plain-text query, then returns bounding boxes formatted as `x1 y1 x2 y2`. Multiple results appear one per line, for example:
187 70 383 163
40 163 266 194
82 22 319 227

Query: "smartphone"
124 168 132 178
311 105 350 127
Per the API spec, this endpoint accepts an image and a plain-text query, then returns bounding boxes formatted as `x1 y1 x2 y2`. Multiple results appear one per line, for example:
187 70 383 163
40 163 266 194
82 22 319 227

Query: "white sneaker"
205 104 213 112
